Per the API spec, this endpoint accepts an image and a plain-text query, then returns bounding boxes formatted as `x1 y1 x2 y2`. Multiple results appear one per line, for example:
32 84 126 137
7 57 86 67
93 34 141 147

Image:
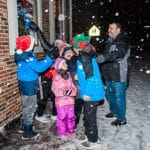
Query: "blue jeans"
105 81 127 121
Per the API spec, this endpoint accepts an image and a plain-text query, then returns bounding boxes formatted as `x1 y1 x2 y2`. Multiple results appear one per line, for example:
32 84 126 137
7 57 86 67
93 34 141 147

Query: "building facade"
0 0 72 128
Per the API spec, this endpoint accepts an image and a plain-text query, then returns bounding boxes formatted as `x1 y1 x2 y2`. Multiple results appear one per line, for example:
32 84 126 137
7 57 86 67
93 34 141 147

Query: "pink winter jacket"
52 73 77 106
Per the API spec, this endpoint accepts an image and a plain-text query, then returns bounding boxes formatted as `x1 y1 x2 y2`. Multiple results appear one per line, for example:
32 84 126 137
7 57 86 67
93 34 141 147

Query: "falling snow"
145 69 150 74
115 12 119 16
0 50 149 150
45 9 48 13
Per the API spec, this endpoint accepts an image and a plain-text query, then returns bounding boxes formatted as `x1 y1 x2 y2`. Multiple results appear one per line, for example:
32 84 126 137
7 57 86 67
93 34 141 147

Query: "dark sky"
72 0 150 48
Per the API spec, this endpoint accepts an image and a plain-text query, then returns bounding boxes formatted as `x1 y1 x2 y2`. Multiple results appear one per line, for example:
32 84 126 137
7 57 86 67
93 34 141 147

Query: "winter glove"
47 46 59 59
29 21 40 31
96 54 105 63
29 22 59 59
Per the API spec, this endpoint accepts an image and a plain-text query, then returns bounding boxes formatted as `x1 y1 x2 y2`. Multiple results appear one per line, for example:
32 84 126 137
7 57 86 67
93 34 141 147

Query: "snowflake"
145 70 150 74
45 9 48 13
115 12 119 16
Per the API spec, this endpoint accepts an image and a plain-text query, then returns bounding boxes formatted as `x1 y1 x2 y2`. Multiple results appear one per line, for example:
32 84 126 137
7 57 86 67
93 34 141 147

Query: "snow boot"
80 140 101 149
22 124 40 140
105 112 117 118
111 119 127 126
35 115 50 123
18 116 24 133
37 99 47 117
77 135 88 143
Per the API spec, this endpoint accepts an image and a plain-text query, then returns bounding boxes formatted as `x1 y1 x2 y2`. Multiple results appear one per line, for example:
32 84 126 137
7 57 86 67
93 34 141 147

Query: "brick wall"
42 0 50 41
0 0 50 127
0 0 22 126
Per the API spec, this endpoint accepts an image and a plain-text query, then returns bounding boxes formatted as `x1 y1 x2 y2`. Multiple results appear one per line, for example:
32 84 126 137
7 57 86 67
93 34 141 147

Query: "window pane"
17 0 34 35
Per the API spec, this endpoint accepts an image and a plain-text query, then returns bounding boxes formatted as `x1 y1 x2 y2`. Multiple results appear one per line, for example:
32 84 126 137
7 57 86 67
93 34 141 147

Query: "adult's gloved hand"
29 21 40 31
29 21 59 59
47 46 59 59
96 55 105 63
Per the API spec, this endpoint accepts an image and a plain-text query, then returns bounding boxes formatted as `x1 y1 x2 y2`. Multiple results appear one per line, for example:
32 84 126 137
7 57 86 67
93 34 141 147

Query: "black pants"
37 76 56 117
74 99 83 127
84 101 98 143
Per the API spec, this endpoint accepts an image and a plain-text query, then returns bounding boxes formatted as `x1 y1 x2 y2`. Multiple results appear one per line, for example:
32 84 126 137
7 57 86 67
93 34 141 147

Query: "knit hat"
59 43 70 50
54 58 65 70
78 41 96 53
54 39 65 46
61 47 73 57
16 35 35 54
78 42 89 49
72 33 91 49
59 43 70 56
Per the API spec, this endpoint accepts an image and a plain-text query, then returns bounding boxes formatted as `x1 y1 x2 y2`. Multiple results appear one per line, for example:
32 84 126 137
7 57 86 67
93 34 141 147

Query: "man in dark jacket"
96 22 131 126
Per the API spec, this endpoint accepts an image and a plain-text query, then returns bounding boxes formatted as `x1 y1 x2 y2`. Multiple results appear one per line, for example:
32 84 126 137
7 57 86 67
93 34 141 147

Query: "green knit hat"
72 33 91 49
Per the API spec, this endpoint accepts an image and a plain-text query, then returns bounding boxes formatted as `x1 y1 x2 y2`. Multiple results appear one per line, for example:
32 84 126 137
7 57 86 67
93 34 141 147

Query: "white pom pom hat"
54 39 64 46
16 35 35 54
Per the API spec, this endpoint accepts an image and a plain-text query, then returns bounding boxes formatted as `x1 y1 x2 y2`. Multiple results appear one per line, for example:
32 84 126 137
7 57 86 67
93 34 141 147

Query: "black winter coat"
97 32 131 83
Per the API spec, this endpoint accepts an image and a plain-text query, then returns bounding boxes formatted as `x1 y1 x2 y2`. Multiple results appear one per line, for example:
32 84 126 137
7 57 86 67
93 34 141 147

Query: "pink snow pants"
56 105 75 136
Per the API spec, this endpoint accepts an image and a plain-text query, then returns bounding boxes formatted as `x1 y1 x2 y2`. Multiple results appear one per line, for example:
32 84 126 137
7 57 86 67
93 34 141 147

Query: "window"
7 0 43 55
17 0 34 35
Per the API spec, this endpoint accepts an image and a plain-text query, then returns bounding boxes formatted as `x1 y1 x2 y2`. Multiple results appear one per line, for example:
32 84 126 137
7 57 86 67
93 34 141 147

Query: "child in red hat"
15 35 55 140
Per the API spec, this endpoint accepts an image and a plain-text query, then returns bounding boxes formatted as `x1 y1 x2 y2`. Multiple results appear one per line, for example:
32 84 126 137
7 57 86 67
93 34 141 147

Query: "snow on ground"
0 52 150 150
95 54 150 150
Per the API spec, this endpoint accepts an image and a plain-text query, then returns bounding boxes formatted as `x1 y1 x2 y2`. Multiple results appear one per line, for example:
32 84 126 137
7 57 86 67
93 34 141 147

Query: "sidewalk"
0 100 88 150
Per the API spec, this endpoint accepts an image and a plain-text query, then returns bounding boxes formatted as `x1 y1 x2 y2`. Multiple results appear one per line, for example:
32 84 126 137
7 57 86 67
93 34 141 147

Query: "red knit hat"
16 35 35 54
54 58 65 70
78 42 96 52
78 42 89 49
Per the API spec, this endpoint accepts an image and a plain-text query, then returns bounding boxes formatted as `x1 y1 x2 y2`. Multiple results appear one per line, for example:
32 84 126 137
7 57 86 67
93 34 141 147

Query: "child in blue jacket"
15 35 57 139
76 42 104 149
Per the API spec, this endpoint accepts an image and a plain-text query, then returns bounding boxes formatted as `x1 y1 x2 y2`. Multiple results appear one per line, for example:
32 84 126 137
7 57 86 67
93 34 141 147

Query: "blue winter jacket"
77 58 104 101
15 51 53 95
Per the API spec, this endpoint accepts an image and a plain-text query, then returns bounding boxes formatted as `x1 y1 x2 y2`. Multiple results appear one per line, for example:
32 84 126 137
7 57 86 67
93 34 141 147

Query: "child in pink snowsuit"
52 58 77 138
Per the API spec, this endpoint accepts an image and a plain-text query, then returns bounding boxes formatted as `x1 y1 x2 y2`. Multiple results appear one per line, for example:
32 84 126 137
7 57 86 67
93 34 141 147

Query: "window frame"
7 0 43 55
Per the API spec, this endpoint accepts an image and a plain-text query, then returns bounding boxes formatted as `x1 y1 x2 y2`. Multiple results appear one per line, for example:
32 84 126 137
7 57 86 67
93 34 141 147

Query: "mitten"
47 46 59 59
29 21 40 31
96 55 105 63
